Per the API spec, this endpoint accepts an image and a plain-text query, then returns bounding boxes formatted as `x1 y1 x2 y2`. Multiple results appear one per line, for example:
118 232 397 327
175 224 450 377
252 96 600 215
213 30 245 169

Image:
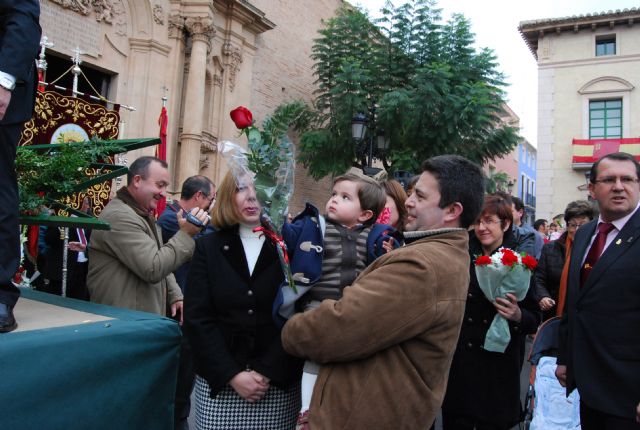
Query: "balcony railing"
572 138 640 168
525 193 536 208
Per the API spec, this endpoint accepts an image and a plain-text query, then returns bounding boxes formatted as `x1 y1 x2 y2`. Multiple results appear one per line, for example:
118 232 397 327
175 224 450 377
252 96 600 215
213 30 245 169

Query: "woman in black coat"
184 171 303 430
533 200 594 320
441 195 541 430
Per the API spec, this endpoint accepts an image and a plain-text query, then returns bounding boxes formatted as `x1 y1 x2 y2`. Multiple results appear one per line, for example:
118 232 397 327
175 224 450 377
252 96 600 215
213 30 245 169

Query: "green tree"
297 1 521 178
484 168 510 194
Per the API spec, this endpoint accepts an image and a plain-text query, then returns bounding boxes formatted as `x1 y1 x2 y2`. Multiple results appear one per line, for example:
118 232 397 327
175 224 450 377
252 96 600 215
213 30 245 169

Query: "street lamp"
351 101 390 175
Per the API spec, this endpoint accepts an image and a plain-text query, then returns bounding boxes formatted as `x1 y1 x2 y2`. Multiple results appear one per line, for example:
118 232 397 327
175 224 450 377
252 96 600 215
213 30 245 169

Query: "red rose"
522 255 538 271
500 249 518 267
475 255 492 266
230 106 253 129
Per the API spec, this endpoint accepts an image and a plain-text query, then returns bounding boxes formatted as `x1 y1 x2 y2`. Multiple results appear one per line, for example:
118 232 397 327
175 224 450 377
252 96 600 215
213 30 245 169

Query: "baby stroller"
523 317 581 429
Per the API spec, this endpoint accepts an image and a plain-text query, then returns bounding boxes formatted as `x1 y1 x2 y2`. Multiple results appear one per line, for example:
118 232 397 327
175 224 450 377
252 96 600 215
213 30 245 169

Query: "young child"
273 173 403 428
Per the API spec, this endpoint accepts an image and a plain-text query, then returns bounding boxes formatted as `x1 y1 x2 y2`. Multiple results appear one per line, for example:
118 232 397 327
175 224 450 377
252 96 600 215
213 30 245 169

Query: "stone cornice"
128 38 172 55
518 8 640 59
213 0 275 34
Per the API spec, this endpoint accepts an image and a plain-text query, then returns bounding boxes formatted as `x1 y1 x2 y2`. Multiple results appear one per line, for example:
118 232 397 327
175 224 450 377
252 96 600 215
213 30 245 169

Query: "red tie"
580 222 615 287
77 228 87 246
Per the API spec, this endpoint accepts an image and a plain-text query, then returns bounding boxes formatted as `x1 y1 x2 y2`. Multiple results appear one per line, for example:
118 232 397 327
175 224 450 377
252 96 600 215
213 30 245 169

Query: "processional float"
17 36 159 296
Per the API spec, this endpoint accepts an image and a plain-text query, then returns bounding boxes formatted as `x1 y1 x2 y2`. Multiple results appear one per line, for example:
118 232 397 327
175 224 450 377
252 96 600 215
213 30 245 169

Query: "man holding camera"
87 156 209 320
157 174 215 430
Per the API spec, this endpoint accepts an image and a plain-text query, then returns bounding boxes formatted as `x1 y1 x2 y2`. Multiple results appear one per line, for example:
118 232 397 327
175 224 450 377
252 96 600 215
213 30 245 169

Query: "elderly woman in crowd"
534 200 594 320
184 171 303 429
441 194 541 430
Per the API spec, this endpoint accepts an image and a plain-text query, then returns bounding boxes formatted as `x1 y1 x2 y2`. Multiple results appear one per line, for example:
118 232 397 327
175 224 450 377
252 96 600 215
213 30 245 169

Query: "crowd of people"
3 150 640 430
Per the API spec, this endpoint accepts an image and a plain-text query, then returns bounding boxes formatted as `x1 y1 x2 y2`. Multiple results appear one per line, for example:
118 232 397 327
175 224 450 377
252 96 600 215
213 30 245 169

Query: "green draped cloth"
0 289 181 430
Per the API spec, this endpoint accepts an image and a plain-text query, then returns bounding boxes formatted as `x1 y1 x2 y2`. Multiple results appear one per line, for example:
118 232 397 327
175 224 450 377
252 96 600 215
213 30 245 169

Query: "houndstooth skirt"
194 376 301 430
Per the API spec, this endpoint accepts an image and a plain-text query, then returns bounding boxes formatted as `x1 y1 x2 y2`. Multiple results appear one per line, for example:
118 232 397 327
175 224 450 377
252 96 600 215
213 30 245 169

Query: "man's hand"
177 208 210 237
229 371 269 403
539 297 556 311
494 293 522 322
555 364 567 387
68 241 87 252
171 300 183 325
0 86 11 121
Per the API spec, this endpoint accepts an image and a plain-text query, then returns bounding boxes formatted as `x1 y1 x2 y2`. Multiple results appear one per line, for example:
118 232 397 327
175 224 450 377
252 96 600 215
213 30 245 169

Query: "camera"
185 212 209 228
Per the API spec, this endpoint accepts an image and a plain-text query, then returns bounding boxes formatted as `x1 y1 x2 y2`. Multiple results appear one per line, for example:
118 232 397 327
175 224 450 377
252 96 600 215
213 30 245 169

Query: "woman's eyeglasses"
475 218 501 227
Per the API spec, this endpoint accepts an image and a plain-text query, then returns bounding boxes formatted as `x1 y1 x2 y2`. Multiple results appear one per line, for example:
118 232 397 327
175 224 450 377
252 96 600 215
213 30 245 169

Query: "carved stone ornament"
222 42 243 92
49 0 120 24
199 153 210 170
153 5 164 25
185 16 216 45
168 13 185 39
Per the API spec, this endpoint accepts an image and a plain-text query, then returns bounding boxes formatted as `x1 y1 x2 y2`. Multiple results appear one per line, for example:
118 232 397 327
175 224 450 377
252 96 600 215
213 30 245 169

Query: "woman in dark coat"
441 195 541 430
534 200 593 320
184 171 303 430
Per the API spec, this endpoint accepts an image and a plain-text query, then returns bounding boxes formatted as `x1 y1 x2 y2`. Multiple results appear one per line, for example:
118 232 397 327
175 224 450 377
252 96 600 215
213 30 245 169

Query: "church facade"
38 0 342 211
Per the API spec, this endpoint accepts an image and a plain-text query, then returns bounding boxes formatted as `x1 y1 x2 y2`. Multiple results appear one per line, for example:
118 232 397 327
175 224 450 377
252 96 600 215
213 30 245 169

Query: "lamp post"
351 100 390 176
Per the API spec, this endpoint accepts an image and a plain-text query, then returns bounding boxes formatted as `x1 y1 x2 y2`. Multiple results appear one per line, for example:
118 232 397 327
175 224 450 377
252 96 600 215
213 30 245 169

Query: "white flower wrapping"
474 248 533 353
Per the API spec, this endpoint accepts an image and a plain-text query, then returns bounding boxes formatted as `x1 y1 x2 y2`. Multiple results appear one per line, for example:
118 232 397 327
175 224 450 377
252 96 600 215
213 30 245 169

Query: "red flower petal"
230 106 253 129
475 255 492 266
522 255 538 271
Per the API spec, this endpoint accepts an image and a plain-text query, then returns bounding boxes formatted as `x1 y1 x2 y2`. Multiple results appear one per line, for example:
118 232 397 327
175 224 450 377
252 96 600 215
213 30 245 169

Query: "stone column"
179 16 215 186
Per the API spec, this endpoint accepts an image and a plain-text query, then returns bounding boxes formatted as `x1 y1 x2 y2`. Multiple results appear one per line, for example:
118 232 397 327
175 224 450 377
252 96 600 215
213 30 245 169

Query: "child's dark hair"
333 173 386 226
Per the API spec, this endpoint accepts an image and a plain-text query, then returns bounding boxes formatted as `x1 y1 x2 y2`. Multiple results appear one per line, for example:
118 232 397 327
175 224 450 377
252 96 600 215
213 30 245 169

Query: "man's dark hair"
511 196 525 212
421 155 484 229
534 219 548 231
589 152 640 183
181 175 214 200
127 156 168 184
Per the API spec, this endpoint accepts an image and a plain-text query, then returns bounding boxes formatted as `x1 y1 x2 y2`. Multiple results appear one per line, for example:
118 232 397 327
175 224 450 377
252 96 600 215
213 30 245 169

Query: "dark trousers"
174 327 196 430
441 413 511 430
580 400 640 430
0 124 22 307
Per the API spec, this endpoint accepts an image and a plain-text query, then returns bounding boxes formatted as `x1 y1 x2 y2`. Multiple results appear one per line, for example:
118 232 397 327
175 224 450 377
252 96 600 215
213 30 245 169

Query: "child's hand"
382 238 395 253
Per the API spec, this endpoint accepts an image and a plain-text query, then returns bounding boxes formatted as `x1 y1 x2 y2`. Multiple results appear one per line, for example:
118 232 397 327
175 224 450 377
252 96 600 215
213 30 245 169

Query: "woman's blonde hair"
210 171 242 229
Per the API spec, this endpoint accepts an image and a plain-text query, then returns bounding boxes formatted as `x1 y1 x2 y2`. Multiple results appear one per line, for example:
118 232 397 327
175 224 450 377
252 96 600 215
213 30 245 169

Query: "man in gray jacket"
87 156 209 320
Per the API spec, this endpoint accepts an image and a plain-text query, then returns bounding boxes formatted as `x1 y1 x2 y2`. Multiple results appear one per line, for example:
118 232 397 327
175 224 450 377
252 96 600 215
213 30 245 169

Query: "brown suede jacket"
282 229 470 430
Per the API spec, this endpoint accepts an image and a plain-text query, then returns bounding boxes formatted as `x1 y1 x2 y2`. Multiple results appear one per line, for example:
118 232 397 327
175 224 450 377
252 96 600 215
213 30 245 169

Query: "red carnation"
230 106 253 129
475 255 492 266
522 255 538 271
500 249 518 267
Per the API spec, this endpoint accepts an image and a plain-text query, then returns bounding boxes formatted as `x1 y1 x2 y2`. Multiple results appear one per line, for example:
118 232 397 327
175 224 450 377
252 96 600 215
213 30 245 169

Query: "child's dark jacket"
272 203 403 327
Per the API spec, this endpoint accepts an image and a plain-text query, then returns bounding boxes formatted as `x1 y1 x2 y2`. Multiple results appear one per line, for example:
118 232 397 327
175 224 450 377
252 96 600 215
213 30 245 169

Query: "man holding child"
282 155 485 429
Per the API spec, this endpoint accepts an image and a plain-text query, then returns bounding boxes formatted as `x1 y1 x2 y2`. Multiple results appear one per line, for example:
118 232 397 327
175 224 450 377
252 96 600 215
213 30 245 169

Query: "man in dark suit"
0 1 41 333
556 152 640 429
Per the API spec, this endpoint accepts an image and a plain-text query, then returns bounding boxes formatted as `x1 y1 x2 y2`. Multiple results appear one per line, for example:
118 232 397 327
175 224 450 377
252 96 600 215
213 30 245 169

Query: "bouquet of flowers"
222 104 309 292
474 248 538 353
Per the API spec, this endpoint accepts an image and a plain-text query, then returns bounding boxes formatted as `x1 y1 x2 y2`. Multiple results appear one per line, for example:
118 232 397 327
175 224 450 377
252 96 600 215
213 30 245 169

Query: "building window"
589 99 622 138
596 35 616 56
